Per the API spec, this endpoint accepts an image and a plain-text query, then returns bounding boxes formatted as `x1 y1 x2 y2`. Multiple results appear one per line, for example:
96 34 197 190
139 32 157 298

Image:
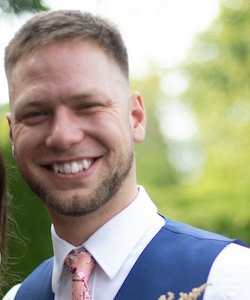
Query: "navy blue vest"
14 219 246 300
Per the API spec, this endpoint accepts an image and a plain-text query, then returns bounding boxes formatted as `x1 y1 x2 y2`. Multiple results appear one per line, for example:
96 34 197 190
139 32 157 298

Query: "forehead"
12 40 117 77
9 41 129 109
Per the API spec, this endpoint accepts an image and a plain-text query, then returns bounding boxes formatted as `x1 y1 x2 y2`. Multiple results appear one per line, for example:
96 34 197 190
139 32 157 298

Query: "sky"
0 0 220 106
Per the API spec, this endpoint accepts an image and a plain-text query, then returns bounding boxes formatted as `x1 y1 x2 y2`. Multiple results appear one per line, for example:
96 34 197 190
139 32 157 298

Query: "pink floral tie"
66 248 96 300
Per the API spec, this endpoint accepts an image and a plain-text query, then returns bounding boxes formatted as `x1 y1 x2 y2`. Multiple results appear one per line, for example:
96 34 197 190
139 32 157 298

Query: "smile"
51 159 94 174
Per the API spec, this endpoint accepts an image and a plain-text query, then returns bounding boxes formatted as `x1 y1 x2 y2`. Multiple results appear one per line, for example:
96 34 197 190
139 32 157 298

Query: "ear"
6 113 15 158
130 92 146 143
6 113 13 143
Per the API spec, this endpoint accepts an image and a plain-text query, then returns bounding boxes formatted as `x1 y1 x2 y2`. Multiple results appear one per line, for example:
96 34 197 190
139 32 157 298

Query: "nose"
45 108 83 151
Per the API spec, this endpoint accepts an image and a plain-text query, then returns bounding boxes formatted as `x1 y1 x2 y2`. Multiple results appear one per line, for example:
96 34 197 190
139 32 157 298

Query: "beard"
18 150 134 217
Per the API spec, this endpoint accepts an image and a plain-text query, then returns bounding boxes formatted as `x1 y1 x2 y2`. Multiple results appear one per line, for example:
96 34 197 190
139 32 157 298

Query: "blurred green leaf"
0 0 48 14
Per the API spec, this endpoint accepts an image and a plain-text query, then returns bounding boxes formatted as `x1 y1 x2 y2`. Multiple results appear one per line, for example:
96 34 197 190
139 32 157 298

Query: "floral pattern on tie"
66 249 96 300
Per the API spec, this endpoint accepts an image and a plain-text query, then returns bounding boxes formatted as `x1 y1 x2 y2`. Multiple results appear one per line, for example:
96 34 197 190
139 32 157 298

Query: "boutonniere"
158 283 208 300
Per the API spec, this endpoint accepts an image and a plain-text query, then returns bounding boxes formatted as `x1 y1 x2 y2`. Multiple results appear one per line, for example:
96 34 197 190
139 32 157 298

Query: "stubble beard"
18 150 134 217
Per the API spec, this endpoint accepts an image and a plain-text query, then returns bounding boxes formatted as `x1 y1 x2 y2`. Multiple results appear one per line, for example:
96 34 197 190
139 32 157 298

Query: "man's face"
8 41 145 217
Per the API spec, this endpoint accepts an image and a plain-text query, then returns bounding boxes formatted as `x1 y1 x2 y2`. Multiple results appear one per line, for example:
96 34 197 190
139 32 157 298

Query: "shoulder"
3 284 21 300
204 243 250 299
19 257 53 287
8 258 54 300
149 217 249 265
162 218 247 245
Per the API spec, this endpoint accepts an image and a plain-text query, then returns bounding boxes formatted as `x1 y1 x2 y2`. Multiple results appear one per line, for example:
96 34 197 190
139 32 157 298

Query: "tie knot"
66 248 96 282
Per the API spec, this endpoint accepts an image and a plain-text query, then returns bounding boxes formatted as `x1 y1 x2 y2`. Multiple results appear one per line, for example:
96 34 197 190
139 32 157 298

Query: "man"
3 10 250 300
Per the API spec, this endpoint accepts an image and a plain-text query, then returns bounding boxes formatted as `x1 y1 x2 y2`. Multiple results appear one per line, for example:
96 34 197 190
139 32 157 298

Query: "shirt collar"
51 186 159 290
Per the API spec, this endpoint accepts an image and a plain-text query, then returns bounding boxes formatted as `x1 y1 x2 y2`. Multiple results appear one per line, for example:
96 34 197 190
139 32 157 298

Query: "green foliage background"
1 0 250 293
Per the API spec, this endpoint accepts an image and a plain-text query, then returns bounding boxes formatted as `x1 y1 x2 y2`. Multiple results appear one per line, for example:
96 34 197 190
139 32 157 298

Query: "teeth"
59 165 65 173
78 163 83 172
71 162 79 173
53 164 59 173
64 164 71 174
52 159 93 174
83 159 91 170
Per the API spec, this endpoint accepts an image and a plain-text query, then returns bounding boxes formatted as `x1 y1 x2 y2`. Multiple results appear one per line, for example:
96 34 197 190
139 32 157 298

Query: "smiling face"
8 41 146 218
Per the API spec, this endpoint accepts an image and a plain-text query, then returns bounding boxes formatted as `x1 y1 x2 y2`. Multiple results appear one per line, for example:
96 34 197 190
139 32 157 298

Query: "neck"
48 181 138 246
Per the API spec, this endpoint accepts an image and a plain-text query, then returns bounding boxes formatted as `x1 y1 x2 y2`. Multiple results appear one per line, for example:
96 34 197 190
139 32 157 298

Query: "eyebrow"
13 99 47 114
67 91 111 102
13 91 111 112
13 99 38 110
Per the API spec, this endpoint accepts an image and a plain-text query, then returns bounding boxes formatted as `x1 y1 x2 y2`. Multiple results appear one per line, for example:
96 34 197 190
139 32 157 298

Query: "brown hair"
0 153 8 294
5 10 129 81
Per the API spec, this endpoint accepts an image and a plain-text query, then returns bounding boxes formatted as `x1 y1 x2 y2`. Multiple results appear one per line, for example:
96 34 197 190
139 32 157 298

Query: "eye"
77 103 102 112
19 110 49 125
24 111 46 118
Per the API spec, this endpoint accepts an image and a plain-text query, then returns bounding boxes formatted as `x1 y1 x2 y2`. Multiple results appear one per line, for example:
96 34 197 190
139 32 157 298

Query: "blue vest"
14 219 246 300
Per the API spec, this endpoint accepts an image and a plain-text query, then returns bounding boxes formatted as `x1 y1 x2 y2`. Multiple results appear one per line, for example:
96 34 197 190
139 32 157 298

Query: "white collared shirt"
52 186 164 300
4 186 250 299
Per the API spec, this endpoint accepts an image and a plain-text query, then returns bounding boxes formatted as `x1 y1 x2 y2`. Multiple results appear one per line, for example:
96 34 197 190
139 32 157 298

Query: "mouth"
48 158 95 175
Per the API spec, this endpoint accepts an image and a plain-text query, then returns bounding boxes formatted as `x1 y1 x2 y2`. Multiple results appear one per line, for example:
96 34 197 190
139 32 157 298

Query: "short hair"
4 10 129 80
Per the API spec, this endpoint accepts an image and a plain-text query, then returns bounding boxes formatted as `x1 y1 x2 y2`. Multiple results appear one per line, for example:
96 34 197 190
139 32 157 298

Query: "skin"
7 40 146 245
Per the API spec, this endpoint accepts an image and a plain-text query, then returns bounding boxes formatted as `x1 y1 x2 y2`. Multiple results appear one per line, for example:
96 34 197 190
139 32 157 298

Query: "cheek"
12 126 43 158
95 118 132 147
15 139 34 161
